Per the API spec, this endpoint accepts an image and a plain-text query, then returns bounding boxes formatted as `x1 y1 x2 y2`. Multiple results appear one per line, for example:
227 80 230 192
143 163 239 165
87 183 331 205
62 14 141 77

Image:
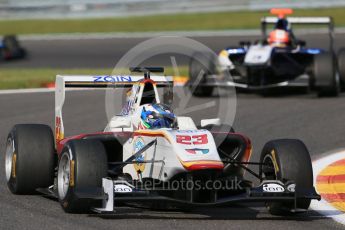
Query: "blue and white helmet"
140 103 176 129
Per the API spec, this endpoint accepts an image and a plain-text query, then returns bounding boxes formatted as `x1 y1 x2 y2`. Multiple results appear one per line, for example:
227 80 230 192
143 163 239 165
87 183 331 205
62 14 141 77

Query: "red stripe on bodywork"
132 132 165 138
57 130 169 155
57 131 131 155
186 163 224 171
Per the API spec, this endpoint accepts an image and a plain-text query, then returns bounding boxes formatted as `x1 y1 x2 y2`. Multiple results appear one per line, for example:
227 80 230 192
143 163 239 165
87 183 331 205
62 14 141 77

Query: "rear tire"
57 140 107 213
189 52 216 97
5 124 55 194
314 52 340 97
259 139 313 215
337 48 345 91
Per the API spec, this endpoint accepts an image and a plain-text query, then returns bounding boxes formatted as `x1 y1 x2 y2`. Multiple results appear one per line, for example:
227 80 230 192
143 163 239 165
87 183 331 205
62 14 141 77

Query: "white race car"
5 67 320 215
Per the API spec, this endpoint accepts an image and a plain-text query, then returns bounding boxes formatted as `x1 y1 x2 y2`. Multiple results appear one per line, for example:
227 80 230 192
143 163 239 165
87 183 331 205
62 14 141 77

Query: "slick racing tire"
58 140 107 213
189 52 216 97
314 52 340 97
259 139 313 215
338 48 345 91
5 124 55 194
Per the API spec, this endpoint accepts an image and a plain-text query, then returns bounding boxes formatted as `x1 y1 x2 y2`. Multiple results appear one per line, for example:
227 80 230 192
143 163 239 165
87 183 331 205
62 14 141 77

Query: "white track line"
311 150 345 225
0 88 100 95
0 88 54 95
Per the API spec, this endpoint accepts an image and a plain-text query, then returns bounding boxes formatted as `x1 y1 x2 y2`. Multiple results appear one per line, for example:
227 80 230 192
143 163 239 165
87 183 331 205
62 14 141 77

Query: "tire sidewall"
57 148 76 212
6 130 19 193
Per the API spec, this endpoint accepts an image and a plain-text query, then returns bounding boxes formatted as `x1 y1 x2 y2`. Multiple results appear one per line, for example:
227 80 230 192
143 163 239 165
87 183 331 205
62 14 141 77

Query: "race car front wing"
79 178 321 213
200 73 310 90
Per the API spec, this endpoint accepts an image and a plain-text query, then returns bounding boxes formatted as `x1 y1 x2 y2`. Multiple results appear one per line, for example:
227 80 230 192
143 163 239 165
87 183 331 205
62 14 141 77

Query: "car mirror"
297 40 306 47
200 118 221 127
109 117 131 129
240 41 251 47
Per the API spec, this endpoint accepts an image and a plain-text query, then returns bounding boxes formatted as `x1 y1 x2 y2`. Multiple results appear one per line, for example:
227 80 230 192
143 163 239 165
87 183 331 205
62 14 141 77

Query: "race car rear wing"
262 16 333 25
261 16 334 51
55 74 173 145
58 75 173 88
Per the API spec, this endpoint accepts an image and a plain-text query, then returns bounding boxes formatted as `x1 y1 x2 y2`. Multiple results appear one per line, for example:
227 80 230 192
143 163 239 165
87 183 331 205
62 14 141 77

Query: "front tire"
57 139 107 213
5 124 55 194
259 139 313 215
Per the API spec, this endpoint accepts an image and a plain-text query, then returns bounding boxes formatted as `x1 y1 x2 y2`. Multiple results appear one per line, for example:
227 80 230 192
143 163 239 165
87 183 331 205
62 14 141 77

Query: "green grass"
1 7 345 35
0 67 188 89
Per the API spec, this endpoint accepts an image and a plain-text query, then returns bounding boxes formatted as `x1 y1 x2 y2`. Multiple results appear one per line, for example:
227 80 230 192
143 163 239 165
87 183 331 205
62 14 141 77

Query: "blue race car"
0 35 26 61
189 9 345 97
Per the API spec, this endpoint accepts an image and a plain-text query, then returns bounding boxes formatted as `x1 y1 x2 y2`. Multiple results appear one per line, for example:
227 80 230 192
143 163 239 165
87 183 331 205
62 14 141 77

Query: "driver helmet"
140 103 176 129
268 29 290 47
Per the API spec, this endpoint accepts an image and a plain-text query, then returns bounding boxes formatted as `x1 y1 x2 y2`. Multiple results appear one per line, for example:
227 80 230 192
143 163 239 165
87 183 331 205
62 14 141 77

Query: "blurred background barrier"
0 0 345 19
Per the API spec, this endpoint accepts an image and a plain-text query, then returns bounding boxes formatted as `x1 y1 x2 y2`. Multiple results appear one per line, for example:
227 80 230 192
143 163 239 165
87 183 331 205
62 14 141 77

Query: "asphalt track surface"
1 34 345 229
2 33 345 68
